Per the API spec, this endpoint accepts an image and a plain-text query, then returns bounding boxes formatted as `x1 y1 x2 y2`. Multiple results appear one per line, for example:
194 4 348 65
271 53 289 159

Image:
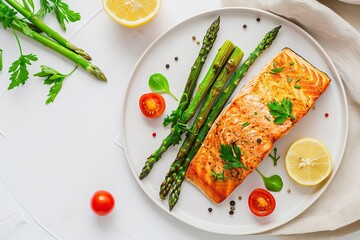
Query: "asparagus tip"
75 48 92 61
87 65 107 81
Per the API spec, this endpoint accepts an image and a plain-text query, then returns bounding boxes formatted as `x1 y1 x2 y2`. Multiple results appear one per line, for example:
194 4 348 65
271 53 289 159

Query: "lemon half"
285 138 332 186
103 0 162 28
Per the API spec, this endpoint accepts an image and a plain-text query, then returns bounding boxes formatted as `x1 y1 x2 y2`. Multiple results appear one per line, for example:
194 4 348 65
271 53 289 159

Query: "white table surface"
1 0 359 239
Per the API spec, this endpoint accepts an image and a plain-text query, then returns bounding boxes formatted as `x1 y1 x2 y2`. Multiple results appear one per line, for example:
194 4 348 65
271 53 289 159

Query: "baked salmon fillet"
185 47 331 203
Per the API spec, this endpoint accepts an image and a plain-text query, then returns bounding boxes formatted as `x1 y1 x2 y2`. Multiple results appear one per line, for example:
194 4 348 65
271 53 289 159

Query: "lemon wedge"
285 138 332 186
103 0 162 28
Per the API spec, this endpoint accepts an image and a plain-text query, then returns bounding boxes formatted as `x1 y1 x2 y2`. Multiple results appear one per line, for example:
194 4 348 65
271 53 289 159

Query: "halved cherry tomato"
139 93 165 118
248 188 276 217
90 190 115 216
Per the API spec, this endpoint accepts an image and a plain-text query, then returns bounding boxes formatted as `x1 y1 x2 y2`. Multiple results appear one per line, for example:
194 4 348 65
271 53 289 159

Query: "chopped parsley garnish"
269 147 280 166
211 170 227 182
287 77 292 83
267 98 296 124
219 144 248 170
290 61 295 66
264 115 271 121
294 85 301 89
270 66 284 74
242 121 250 128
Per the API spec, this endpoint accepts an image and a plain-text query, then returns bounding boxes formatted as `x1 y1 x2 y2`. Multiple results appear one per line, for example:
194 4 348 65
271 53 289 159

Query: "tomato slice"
139 93 165 118
248 188 276 217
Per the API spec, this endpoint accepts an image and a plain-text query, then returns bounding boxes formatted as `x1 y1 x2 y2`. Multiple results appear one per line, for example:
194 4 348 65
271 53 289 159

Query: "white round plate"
122 8 348 235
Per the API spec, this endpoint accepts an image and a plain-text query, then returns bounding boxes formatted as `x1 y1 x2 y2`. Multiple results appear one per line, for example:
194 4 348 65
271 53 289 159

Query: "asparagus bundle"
167 26 282 210
163 16 220 127
4 0 91 60
0 0 106 103
139 40 236 180
159 46 244 200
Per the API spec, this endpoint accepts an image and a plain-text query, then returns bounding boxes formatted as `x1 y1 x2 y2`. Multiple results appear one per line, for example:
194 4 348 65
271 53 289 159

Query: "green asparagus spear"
164 16 220 127
4 0 91 60
168 26 282 211
139 40 236 180
0 16 106 81
159 47 244 199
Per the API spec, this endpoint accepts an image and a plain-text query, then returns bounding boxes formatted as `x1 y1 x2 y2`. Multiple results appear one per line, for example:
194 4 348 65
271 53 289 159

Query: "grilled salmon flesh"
185 47 331 203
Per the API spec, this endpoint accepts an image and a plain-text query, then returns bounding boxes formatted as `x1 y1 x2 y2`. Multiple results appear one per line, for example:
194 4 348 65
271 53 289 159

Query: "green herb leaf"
149 73 178 101
1 6 17 29
8 53 38 90
256 168 283 192
163 94 188 126
22 0 35 13
36 0 53 18
219 144 248 170
242 121 250 128
267 98 296 124
270 66 284 74
34 65 77 104
50 0 81 31
211 170 227 182
269 147 280 166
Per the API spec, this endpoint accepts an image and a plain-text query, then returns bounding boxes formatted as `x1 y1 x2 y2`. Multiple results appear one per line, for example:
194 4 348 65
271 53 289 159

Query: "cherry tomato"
90 190 115 216
139 92 165 118
248 188 276 217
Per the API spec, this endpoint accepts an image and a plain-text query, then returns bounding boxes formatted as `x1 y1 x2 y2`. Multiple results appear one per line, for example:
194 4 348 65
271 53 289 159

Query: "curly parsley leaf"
36 0 54 18
52 0 81 31
1 5 17 29
267 98 296 124
8 53 38 90
163 94 189 127
34 65 77 104
219 144 248 170
163 108 182 127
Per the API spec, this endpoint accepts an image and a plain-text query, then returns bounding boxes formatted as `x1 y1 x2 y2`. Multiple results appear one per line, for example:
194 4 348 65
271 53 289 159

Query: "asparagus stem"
4 0 92 60
159 47 244 200
168 26 282 211
164 16 220 127
1 16 106 81
139 40 236 180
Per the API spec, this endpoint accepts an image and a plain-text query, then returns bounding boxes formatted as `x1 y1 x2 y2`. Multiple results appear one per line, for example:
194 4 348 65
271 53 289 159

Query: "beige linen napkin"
222 0 360 236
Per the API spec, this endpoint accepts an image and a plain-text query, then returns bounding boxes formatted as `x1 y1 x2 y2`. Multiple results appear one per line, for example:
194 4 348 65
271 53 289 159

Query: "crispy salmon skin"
185 48 331 203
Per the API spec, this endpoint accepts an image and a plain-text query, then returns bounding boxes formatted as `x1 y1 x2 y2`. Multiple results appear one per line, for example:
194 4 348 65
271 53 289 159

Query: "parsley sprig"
219 144 248 170
267 98 296 124
7 24 38 90
36 0 81 31
34 65 77 104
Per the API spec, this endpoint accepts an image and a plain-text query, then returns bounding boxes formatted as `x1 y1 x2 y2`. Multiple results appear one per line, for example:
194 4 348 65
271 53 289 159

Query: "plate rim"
121 6 349 235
